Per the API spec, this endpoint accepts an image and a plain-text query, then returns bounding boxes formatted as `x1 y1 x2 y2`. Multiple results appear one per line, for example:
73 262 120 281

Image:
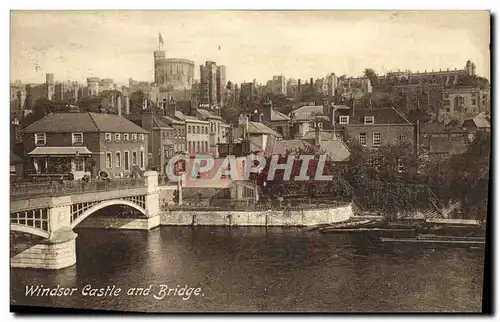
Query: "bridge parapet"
10 172 162 270
10 177 147 201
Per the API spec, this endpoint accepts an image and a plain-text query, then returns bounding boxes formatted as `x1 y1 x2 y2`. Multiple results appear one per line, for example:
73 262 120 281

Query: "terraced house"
22 112 148 180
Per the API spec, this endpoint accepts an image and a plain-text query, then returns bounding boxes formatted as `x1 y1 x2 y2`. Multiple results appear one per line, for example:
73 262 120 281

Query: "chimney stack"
314 122 320 147
125 96 130 114
117 95 122 116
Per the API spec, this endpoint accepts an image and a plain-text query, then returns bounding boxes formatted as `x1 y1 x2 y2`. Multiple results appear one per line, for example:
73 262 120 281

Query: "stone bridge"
10 171 166 270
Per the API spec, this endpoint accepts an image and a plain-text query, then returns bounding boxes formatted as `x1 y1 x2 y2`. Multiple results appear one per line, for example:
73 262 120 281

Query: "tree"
364 68 378 87
253 146 348 200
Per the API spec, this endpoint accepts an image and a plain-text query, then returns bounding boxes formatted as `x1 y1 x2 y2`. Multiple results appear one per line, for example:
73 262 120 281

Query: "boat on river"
380 234 486 246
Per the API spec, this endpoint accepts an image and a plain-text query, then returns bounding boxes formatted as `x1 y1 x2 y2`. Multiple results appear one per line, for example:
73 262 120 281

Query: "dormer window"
364 116 374 124
339 116 349 125
34 133 46 146
72 133 83 145
105 133 112 142
115 133 121 142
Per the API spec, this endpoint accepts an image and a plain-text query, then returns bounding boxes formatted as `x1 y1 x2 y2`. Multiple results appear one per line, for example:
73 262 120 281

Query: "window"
196 141 200 152
124 151 130 170
105 133 112 142
106 152 112 168
140 150 144 169
398 134 407 143
115 151 121 167
10 165 16 175
72 133 83 145
397 158 404 173
472 98 476 106
139 134 144 141
188 126 191 134
339 116 349 124
132 134 138 142
276 126 284 135
34 133 46 145
217 124 220 134
364 116 374 124
205 142 208 152
74 158 84 171
443 99 450 106
373 132 381 146
211 123 214 133
132 151 137 166
188 141 192 152
358 133 367 146
124 133 129 142
115 133 121 142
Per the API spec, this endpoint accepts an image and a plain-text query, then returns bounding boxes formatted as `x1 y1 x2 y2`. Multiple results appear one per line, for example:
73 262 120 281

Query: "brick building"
22 112 148 180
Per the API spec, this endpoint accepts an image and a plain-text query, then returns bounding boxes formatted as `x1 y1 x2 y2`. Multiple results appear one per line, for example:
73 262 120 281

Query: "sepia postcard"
9 10 491 313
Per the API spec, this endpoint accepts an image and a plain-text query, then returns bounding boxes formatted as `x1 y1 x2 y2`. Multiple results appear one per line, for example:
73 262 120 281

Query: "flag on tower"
159 33 164 47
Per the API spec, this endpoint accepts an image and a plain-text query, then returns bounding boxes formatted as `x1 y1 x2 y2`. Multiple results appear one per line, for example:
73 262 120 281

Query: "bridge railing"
10 177 147 201
163 197 351 212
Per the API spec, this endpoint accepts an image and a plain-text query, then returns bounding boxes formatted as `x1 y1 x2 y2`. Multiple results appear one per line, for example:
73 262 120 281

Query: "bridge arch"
71 199 147 229
10 224 50 239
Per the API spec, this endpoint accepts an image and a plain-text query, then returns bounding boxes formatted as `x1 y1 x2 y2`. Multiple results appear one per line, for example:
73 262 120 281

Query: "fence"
158 175 178 186
10 177 147 200
163 197 350 212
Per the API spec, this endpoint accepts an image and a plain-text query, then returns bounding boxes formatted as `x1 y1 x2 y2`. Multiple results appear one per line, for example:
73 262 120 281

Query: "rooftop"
23 112 148 134
349 107 410 125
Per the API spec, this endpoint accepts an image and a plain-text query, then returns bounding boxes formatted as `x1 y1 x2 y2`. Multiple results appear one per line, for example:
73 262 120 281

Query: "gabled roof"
152 116 173 129
247 121 282 137
463 112 491 129
349 107 410 125
320 140 351 162
197 108 223 120
161 115 185 125
272 139 310 155
175 111 207 123
23 112 148 133
290 105 324 122
270 109 290 121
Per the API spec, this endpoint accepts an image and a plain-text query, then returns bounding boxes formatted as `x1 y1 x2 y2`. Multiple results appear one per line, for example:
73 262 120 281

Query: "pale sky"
10 11 490 86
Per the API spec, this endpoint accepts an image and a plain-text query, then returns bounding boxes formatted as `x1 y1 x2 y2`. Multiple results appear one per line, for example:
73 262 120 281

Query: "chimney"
263 101 273 122
314 123 320 147
117 95 122 116
298 79 301 93
310 77 314 85
125 96 130 114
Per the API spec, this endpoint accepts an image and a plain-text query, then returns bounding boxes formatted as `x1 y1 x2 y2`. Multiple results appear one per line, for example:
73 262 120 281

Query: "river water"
11 227 485 312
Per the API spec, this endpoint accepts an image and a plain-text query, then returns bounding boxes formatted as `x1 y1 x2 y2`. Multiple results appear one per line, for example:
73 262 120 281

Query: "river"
10 226 485 312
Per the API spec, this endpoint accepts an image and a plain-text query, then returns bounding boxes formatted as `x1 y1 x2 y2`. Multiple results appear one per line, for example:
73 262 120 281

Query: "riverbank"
78 203 354 229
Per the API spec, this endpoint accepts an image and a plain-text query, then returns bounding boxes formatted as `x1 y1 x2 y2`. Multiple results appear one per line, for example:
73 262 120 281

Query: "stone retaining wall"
161 203 353 227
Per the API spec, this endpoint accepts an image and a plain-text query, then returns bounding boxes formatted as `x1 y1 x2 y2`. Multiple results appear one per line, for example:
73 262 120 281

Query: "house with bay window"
22 112 148 180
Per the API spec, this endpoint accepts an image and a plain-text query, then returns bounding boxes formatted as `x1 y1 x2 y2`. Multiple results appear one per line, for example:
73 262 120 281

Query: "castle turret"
466 60 473 76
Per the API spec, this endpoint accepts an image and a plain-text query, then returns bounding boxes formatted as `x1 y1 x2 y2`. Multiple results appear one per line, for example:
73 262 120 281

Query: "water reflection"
11 226 484 312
